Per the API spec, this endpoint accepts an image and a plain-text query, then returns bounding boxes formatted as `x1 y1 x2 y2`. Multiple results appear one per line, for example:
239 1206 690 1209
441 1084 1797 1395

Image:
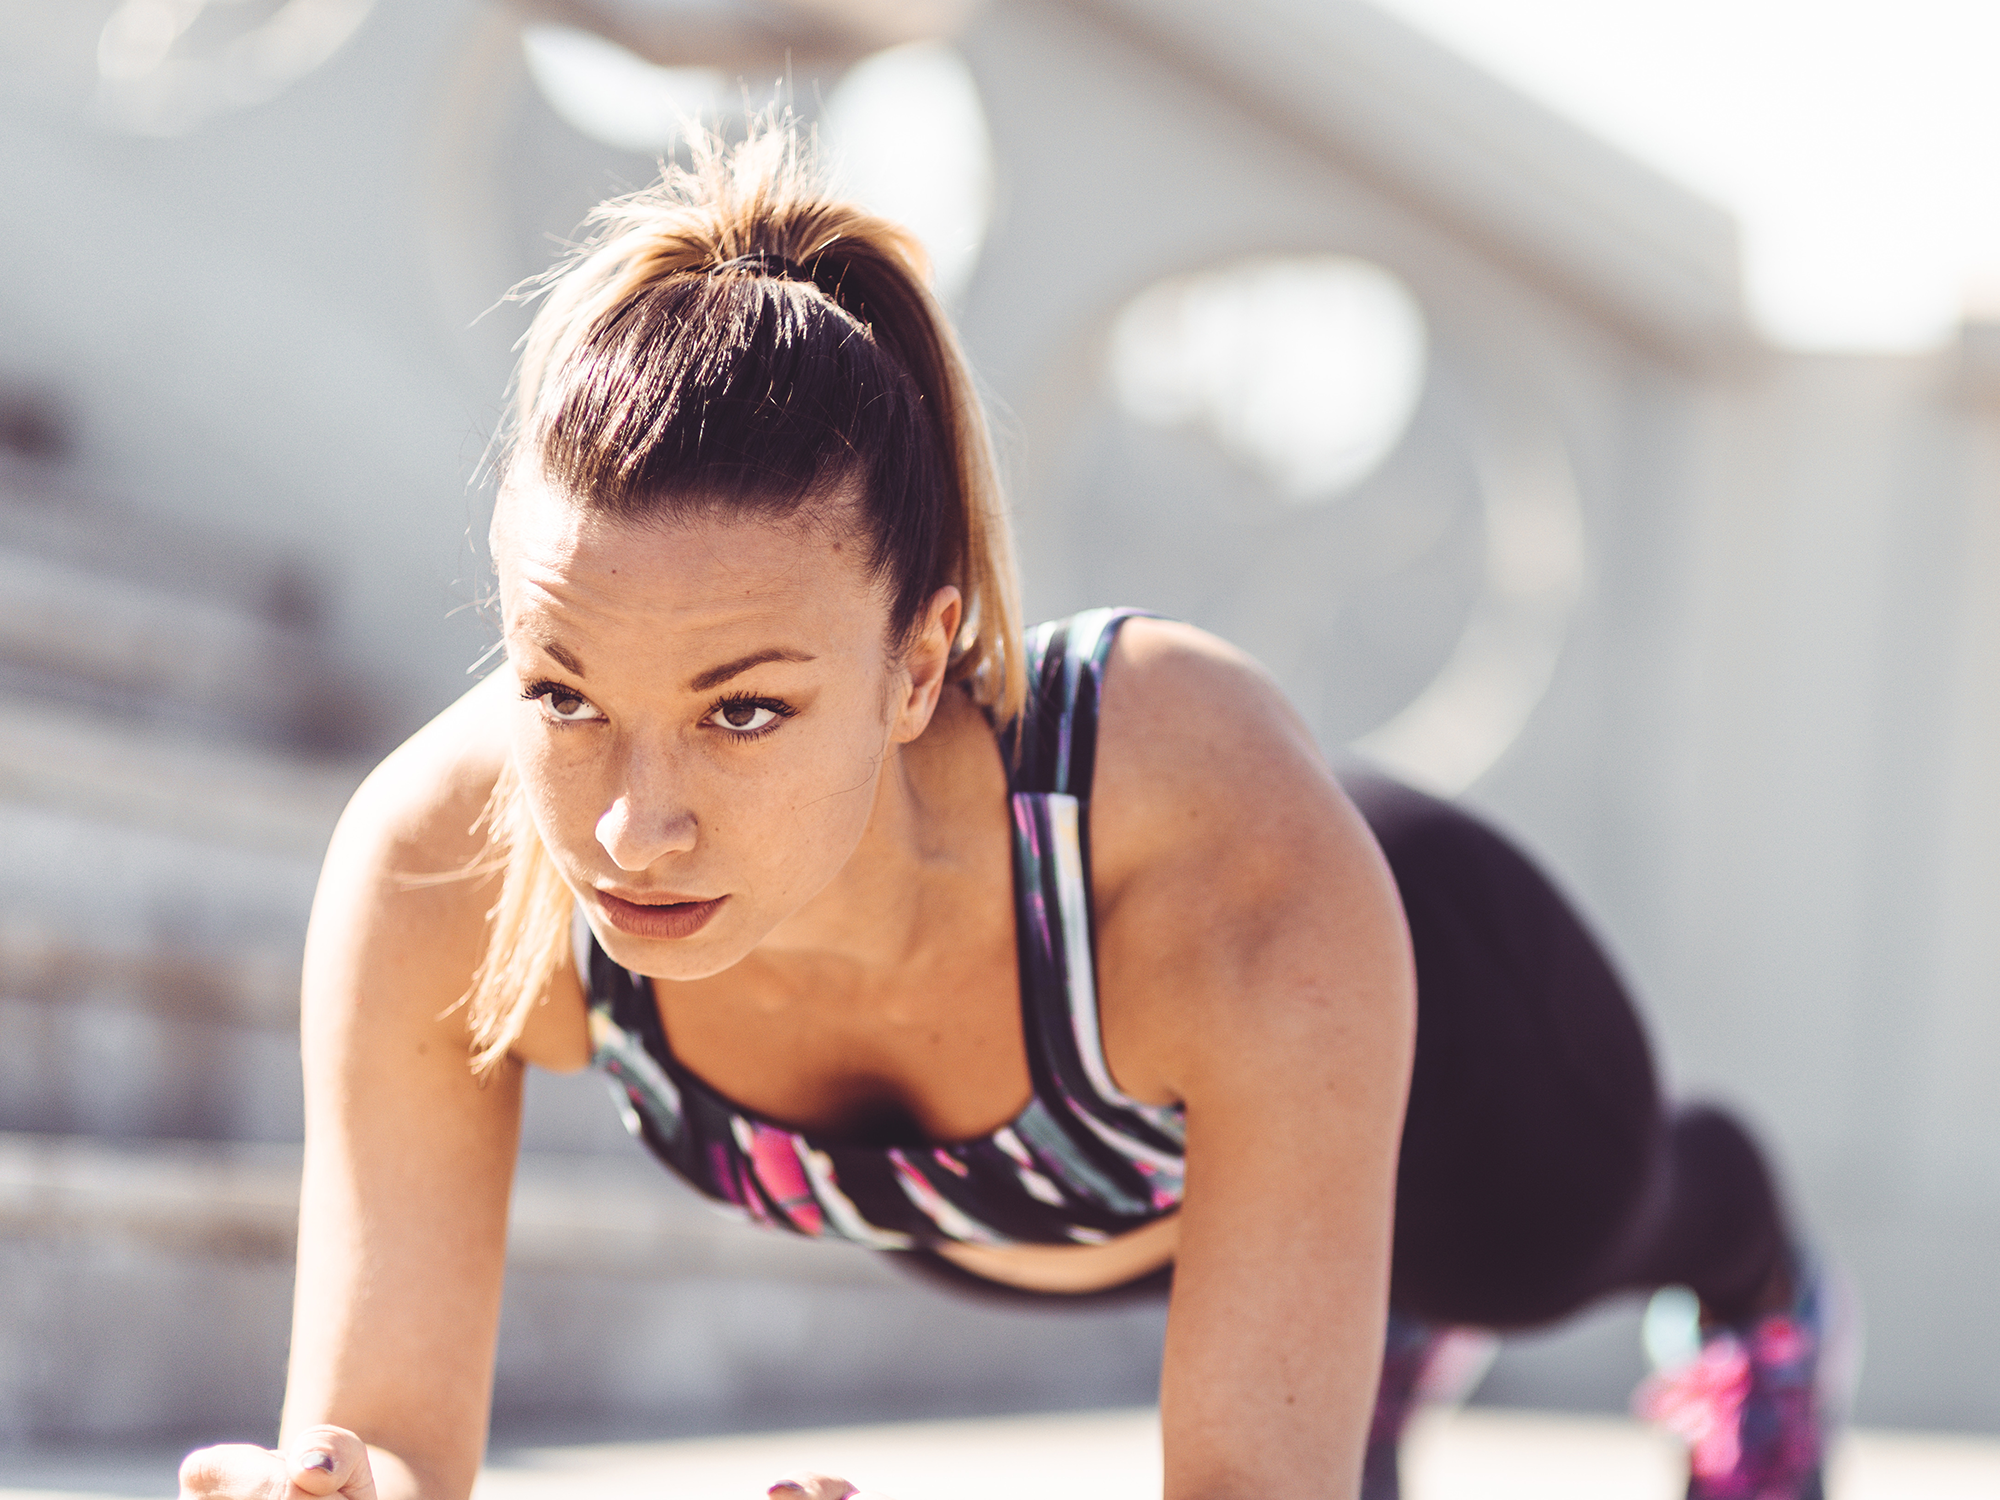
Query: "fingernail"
767 1485 806 1496
299 1451 337 1473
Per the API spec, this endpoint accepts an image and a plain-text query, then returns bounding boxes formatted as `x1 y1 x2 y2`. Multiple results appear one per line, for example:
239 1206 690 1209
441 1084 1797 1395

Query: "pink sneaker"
1634 1254 1860 1500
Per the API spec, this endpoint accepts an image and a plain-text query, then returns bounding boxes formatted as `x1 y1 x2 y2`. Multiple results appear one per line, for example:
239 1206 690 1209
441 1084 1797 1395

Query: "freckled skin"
494 481 939 986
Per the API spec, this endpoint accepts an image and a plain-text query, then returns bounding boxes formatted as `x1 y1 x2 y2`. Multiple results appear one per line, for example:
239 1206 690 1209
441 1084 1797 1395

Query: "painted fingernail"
299 1451 337 1473
767 1485 806 1495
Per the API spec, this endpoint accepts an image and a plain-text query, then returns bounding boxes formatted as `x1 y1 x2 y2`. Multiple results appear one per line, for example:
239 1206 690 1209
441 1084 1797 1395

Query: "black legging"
896 774 1790 1330
1350 772 1786 1328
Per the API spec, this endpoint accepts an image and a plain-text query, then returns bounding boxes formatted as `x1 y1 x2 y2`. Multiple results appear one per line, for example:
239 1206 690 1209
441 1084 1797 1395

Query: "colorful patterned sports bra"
582 607 1187 1250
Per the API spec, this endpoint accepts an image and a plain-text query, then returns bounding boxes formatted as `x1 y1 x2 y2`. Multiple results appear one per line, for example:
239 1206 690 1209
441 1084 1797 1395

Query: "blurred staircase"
0 449 369 1148
0 449 366 1439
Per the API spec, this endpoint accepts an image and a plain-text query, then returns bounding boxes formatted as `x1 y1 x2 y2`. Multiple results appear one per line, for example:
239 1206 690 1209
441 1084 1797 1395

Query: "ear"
889 586 963 744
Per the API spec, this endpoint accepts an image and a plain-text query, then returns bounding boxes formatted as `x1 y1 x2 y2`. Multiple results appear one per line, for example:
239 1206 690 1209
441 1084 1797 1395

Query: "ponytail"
462 116 1022 1074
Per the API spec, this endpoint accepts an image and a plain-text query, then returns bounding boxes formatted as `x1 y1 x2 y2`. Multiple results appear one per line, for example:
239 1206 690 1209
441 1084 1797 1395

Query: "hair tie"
709 252 818 283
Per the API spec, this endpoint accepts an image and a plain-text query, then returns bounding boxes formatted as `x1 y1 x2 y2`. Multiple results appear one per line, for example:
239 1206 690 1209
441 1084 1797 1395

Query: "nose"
594 763 699 872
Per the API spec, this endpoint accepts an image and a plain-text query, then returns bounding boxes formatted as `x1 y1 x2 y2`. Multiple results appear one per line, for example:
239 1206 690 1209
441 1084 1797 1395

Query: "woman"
179 123 1844 1500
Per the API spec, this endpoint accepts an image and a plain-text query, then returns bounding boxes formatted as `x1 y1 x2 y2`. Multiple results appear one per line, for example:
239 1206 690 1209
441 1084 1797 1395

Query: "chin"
586 913 759 983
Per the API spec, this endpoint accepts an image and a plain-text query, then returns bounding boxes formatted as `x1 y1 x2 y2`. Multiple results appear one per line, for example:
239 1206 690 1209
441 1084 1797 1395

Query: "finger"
178 1443 285 1500
285 1426 376 1500
767 1471 857 1500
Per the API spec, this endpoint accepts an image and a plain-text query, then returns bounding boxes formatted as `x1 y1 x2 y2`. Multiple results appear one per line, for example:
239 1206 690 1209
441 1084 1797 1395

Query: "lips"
594 889 728 940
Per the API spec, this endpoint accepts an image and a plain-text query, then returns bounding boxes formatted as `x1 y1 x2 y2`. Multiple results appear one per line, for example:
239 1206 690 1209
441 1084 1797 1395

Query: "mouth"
594 889 728 941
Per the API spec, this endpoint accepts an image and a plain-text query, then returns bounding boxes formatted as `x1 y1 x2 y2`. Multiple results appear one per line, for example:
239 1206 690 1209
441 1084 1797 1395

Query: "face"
492 475 958 980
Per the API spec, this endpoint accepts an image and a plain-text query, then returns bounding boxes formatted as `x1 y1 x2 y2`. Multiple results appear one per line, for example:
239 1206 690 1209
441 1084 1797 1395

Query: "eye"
706 696 792 736
523 680 605 723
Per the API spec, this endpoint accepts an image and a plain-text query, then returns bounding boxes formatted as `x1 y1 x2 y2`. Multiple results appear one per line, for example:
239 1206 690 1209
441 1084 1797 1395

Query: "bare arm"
184 676 576 1500
1092 622 1417 1500
282 683 523 1499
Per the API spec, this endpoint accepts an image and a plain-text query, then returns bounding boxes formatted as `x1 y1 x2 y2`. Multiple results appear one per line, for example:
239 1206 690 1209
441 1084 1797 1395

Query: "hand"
180 1426 378 1500
768 1470 899 1500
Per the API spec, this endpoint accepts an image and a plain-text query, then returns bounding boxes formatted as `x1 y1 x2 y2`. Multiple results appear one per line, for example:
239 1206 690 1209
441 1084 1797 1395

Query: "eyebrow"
688 648 817 692
533 640 585 675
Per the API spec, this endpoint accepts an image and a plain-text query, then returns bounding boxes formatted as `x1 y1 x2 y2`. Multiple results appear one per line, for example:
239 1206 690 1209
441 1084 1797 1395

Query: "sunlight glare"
1372 0 2000 351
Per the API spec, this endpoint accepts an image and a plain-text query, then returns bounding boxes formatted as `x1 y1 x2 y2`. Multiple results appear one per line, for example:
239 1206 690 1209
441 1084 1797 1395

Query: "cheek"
730 716 889 881
508 725 604 862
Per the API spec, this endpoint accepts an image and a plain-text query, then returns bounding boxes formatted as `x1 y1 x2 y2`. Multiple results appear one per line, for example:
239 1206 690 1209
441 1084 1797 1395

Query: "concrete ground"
5 1408 1999 1500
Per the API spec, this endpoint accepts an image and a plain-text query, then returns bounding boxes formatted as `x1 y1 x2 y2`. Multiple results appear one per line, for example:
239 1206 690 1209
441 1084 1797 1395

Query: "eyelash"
708 692 797 739
519 680 796 739
522 678 599 723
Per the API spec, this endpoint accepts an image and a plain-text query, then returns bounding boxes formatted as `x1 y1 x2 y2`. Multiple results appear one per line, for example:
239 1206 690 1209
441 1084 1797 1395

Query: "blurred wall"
0 0 508 739
1 0 1996 1443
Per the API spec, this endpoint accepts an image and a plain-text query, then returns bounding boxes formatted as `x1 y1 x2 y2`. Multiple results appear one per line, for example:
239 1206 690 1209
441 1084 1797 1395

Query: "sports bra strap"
1001 607 1153 798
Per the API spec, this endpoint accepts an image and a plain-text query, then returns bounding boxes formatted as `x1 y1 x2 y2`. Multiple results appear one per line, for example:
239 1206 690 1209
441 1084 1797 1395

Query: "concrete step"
471 1408 2000 1500
0 705 362 866
5 1407 1999 1500
0 986 307 1144
0 456 374 754
0 697 368 1139
0 457 314 630
0 1133 302 1444
0 1133 1165 1445
0 731 355 1139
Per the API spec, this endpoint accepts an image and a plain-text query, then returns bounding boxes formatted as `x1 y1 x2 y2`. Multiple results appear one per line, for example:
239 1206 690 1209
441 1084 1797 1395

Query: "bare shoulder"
305 672 551 1062
327 670 513 878
1088 618 1412 1101
1091 617 1357 888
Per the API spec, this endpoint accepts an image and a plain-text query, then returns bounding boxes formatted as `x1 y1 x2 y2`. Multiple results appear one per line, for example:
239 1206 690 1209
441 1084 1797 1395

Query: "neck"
755 687 1000 977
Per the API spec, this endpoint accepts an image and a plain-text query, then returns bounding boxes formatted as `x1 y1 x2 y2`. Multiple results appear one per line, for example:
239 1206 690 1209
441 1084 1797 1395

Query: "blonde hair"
460 117 1024 1073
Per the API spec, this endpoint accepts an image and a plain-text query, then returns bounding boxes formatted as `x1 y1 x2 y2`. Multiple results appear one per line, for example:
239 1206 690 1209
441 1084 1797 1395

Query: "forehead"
494 478 882 655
